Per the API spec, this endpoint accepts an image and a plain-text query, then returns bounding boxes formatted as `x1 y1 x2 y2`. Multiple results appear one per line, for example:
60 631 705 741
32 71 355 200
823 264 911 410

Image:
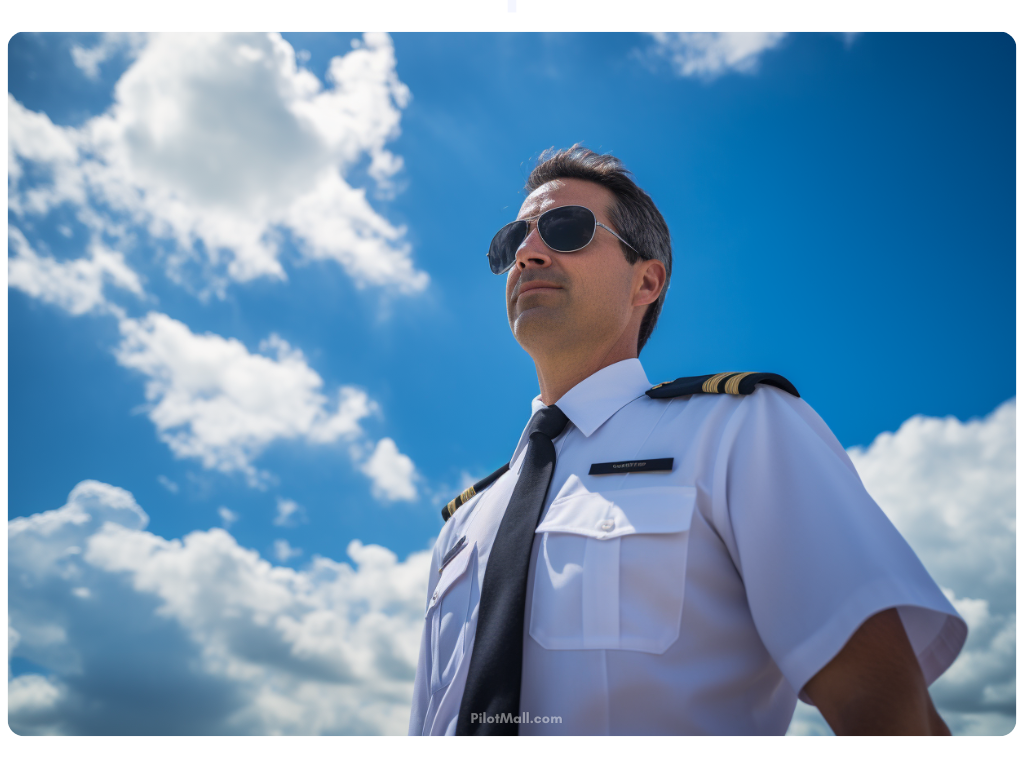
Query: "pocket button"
599 519 615 532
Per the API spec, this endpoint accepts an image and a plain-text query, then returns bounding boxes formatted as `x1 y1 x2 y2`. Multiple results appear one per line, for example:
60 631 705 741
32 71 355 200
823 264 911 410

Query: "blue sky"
7 32 1015 736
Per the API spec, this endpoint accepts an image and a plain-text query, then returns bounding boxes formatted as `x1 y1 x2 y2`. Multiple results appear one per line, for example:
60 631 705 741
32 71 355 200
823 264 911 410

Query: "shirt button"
431 590 438 603
599 519 615 532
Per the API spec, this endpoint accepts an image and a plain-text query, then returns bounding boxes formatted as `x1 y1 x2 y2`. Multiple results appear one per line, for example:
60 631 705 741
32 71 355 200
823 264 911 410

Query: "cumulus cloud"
8 481 431 735
788 400 1016 736
9 32 427 297
114 311 382 484
644 32 788 81
272 539 303 563
4 279 422 495
273 498 306 527
7 623 68 736
356 437 419 502
8 32 426 502
8 226 144 316
7 95 84 210
848 399 1016 736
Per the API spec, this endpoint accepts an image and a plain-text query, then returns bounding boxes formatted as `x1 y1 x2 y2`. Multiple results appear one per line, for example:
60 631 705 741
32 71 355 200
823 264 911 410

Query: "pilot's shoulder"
440 462 511 524
645 371 799 399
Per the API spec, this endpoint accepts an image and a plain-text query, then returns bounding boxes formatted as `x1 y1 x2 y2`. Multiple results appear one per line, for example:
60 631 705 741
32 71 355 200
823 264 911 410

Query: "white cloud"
7 624 67 735
8 675 64 733
9 32 428 297
788 400 1015 736
7 95 84 210
846 401 1015 614
8 226 144 316
217 507 239 529
357 437 419 502
113 311 380 484
273 498 306 527
157 475 179 494
7 266 422 495
272 539 303 563
646 33 788 80
8 481 430 735
69 33 148 80
846 400 1016 736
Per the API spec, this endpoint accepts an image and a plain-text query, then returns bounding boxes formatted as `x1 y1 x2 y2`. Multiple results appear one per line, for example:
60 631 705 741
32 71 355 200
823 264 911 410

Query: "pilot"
409 144 965 736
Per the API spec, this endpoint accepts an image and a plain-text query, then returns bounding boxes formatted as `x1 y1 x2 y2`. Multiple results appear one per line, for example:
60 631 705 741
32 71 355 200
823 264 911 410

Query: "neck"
533 337 638 405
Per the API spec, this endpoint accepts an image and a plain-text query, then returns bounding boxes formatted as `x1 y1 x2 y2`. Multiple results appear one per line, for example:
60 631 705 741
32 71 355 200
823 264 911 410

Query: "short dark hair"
524 144 672 354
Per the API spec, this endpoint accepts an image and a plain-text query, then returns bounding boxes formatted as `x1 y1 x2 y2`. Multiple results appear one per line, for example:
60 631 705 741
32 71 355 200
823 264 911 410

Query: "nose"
515 223 553 271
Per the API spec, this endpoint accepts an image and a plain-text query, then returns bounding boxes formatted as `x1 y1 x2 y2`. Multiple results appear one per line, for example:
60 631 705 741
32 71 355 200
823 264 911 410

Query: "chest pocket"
529 485 695 654
427 540 476 694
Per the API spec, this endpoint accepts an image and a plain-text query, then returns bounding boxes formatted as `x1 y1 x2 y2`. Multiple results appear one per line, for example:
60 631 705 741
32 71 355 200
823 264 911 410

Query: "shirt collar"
511 358 653 464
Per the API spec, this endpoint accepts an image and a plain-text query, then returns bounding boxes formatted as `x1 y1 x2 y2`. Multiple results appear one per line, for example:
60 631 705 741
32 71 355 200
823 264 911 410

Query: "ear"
633 259 666 308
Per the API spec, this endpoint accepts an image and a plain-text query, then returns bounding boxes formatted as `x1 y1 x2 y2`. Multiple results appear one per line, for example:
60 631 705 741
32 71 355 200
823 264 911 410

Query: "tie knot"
528 405 569 440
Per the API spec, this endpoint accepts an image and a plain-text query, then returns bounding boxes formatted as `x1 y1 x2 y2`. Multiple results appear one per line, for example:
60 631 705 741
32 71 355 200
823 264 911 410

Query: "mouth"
516 281 563 300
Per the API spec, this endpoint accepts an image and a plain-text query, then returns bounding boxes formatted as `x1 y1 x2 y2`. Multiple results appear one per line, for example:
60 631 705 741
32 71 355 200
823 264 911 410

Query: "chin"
513 309 576 350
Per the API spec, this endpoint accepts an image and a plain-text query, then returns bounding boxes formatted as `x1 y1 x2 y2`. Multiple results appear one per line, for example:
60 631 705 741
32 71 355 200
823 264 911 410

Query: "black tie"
456 405 570 735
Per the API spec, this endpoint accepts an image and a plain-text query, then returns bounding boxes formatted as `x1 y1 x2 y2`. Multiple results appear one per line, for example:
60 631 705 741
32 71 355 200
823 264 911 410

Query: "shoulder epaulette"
441 462 510 523
646 372 799 399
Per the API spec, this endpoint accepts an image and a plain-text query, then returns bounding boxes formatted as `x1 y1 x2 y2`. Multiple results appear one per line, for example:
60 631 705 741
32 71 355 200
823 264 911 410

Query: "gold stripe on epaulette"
703 372 737 393
651 380 671 389
724 372 755 395
445 485 477 521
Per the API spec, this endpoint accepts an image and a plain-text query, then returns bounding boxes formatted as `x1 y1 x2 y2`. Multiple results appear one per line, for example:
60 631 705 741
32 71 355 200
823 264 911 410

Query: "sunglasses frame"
487 204 640 275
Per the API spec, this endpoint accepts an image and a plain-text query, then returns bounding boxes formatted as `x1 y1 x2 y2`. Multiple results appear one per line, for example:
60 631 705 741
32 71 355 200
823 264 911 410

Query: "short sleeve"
408 540 443 735
712 385 967 703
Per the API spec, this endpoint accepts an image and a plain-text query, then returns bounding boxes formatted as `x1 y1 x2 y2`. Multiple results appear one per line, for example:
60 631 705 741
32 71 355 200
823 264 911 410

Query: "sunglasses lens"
488 220 528 274
538 206 595 252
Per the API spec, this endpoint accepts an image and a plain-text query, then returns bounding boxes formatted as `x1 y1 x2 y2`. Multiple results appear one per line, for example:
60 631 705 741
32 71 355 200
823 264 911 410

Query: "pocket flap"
536 486 695 539
426 540 475 617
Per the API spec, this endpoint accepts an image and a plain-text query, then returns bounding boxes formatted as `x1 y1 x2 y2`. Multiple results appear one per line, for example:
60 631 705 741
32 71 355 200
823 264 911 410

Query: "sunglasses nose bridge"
514 221 554 270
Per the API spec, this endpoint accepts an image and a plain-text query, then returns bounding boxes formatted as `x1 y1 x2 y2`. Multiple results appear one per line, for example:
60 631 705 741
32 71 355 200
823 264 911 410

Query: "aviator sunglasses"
487 204 639 275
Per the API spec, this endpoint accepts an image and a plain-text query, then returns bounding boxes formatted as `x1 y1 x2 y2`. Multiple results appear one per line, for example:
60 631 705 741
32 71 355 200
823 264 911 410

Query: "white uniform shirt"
408 359 966 735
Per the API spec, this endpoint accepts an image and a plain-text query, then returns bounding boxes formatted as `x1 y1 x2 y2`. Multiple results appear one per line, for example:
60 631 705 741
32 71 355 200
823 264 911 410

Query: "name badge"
589 457 674 475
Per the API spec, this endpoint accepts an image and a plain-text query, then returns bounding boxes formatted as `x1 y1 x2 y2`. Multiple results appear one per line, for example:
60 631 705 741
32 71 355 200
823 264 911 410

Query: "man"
409 145 966 736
